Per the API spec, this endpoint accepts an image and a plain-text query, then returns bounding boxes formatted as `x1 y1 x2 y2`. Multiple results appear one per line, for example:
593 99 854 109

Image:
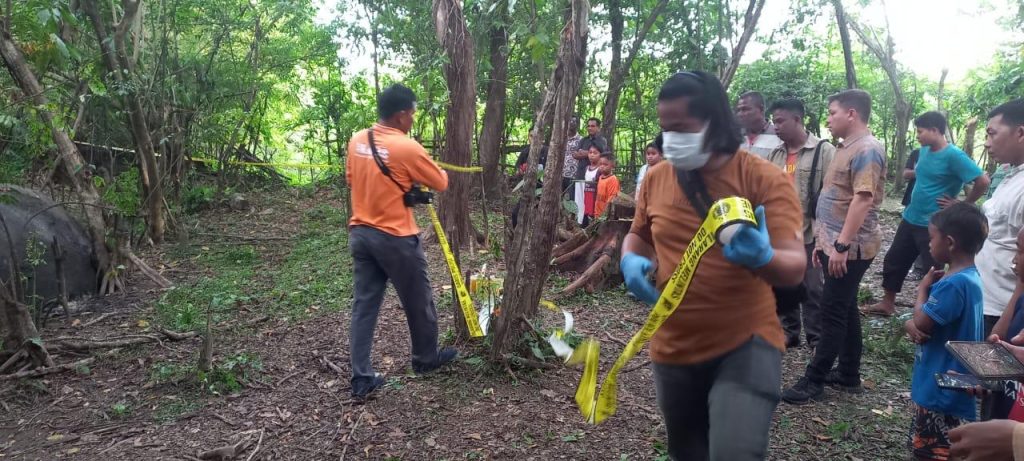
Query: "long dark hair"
657 71 742 154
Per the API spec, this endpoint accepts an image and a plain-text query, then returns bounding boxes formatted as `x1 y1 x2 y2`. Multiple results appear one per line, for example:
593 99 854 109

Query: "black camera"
403 185 434 206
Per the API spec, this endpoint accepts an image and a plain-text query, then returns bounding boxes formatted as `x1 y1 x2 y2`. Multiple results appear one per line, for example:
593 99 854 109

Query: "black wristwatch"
833 240 851 254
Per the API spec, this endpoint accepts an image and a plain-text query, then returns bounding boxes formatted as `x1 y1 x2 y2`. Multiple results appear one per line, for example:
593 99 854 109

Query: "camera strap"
367 128 409 194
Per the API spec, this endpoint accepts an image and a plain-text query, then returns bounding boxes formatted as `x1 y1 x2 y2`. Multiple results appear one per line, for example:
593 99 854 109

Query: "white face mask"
662 125 710 171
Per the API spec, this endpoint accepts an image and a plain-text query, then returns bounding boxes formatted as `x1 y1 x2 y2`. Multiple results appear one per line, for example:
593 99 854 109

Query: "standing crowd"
343 73 1024 460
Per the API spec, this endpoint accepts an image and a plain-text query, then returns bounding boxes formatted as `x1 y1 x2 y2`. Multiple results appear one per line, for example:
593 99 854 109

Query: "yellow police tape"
434 161 484 173
188 157 482 173
572 196 757 424
425 203 484 337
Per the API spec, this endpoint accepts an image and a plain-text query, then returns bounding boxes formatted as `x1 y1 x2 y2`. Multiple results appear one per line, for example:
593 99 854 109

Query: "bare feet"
861 301 895 317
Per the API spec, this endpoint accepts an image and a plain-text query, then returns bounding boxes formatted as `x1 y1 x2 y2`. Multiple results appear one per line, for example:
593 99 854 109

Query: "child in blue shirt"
904 202 988 461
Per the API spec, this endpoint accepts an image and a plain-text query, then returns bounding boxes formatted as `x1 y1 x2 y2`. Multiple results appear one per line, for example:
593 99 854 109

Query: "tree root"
551 239 593 266
50 328 198 352
127 251 172 288
558 254 612 297
0 357 94 381
552 230 589 259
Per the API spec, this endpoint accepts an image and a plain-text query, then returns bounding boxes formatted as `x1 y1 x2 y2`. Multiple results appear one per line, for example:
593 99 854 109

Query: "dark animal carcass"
0 184 98 307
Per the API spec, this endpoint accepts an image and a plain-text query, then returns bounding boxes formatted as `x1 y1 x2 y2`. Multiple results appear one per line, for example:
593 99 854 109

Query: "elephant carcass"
0 184 99 307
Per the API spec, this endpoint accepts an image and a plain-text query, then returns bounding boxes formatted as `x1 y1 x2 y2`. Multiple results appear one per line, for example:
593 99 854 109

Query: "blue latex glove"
723 205 774 269
620 252 661 305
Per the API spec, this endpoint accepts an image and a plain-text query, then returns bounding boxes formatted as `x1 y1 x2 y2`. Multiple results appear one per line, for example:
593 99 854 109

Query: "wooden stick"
127 252 172 288
0 357 94 381
245 428 264 461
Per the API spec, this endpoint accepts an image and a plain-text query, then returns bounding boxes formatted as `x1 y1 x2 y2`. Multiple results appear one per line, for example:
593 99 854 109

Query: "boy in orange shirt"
594 153 621 219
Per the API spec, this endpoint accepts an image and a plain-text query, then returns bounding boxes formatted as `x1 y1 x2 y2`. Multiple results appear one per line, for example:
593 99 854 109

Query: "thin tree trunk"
433 0 478 339
719 0 766 90
963 117 979 158
599 0 668 148
833 0 857 89
84 0 165 243
478 0 510 202
849 20 909 192
491 0 589 358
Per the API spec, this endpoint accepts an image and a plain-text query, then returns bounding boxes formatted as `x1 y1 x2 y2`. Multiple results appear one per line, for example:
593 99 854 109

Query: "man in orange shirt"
621 71 805 459
346 84 457 399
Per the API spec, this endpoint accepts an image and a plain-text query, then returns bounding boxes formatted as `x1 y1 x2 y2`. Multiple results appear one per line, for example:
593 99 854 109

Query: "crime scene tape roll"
571 196 756 424
426 203 484 337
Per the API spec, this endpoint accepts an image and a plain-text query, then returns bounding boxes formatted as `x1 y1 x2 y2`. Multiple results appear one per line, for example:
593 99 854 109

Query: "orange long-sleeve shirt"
346 124 448 236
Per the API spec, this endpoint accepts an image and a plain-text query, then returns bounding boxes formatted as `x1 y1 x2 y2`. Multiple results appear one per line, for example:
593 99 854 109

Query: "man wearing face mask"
621 71 806 460
346 84 458 400
783 89 886 405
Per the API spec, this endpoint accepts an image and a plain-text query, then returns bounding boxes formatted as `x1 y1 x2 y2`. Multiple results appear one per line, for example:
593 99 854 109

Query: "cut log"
552 198 635 297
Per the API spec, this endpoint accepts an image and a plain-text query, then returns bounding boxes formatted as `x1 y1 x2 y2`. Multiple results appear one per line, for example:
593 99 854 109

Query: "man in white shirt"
736 91 782 158
977 99 1024 338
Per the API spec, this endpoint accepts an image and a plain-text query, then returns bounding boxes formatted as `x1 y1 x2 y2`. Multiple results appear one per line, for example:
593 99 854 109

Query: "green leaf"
87 79 106 97
37 9 52 26
530 344 545 360
561 200 578 215
49 34 69 60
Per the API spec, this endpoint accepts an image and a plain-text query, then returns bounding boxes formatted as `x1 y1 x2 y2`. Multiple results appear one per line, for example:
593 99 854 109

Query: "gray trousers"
349 226 439 385
780 244 823 345
653 336 782 461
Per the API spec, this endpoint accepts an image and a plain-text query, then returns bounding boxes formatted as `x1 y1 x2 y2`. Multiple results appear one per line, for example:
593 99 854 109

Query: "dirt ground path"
0 188 918 460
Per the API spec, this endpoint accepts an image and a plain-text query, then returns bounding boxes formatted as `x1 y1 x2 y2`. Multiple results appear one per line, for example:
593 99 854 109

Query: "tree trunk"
833 0 857 89
0 27 111 272
433 0 476 249
849 20 909 192
599 0 668 149
433 0 478 339
719 0 766 90
84 0 165 244
963 117 979 158
491 0 589 359
478 0 510 202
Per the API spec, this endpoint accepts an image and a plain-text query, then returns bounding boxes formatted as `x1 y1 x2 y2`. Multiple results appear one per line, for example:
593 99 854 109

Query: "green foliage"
152 399 202 423
155 246 257 330
864 315 915 380
182 184 216 214
110 402 131 418
857 286 875 305
99 169 141 216
269 205 352 318
198 353 264 395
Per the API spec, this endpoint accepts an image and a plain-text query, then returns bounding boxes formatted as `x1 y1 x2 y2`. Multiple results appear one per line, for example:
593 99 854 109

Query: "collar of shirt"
1005 163 1024 180
372 123 404 136
771 133 820 157
837 131 870 149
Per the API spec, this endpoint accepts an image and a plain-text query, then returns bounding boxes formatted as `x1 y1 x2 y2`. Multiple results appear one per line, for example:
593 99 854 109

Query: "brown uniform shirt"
629 150 803 364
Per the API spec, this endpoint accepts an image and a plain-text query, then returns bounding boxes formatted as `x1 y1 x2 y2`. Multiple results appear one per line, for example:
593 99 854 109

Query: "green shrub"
182 184 215 213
